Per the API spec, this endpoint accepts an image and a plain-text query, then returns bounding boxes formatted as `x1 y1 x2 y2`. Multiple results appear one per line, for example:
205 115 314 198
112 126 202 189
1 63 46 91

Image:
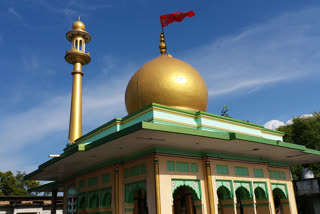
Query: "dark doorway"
273 188 286 214
235 187 251 214
173 185 198 214
133 189 148 214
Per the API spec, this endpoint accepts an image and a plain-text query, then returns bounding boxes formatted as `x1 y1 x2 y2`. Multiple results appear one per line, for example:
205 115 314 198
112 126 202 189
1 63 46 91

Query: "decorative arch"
254 187 267 200
125 180 146 204
100 187 112 208
173 185 199 201
77 192 86 210
217 186 232 201
125 180 148 214
235 186 251 201
271 183 288 199
66 187 78 214
171 179 201 200
67 187 78 196
87 190 99 209
273 188 287 199
172 185 201 214
216 180 233 196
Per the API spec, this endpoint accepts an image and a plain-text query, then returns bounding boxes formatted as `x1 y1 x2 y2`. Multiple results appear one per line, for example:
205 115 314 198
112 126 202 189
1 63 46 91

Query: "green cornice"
27 181 63 192
261 128 284 135
304 148 320 155
143 121 231 140
84 122 144 151
24 168 43 180
74 118 122 143
198 111 263 128
68 103 283 149
39 144 78 169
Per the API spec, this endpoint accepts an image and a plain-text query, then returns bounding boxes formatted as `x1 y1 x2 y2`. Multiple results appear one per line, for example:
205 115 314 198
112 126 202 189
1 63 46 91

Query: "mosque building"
26 19 320 214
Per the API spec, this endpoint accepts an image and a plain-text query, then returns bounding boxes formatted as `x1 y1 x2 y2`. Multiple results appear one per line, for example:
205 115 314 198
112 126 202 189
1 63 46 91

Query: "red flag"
160 11 195 28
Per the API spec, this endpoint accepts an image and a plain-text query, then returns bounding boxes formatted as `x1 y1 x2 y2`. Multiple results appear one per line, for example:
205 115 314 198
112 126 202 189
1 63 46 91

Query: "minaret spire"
65 18 91 144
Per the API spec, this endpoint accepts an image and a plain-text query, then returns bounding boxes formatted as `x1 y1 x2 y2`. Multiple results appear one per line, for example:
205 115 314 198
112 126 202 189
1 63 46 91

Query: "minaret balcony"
65 50 91 65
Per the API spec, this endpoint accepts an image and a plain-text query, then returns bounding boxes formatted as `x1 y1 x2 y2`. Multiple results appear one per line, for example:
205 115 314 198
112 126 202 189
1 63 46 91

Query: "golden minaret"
65 17 91 144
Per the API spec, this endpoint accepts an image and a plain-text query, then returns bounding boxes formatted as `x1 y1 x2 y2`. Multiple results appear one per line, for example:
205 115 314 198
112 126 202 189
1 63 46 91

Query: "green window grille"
167 161 175 171
102 173 110 184
100 187 112 208
124 168 130 178
254 169 264 178
78 180 85 189
130 166 140 177
280 172 286 180
88 177 98 187
140 164 146 175
216 165 229 175
77 192 86 210
234 167 249 176
176 162 190 172
190 163 198 173
87 190 99 209
270 171 281 179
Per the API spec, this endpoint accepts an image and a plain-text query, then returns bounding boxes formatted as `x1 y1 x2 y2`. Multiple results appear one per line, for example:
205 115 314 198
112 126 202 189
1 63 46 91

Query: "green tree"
0 171 17 196
277 112 320 180
0 171 40 196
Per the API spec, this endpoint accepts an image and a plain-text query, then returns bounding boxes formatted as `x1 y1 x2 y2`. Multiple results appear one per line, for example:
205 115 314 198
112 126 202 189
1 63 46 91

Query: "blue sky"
0 0 319 173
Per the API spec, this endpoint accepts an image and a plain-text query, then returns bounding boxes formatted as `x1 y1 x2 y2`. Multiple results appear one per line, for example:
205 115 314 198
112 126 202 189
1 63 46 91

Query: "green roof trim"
303 148 320 155
70 103 283 150
75 118 122 143
198 111 264 129
24 169 43 180
261 128 284 135
84 122 145 151
39 143 78 169
27 181 63 192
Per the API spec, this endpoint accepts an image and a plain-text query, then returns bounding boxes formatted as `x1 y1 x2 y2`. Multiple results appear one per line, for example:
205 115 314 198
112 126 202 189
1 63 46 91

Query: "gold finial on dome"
72 17 86 31
159 32 167 55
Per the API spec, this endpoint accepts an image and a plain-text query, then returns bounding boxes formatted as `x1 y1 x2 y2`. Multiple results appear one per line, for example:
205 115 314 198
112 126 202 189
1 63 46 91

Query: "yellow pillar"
154 157 161 214
68 62 83 142
206 161 216 214
268 181 276 214
114 167 119 214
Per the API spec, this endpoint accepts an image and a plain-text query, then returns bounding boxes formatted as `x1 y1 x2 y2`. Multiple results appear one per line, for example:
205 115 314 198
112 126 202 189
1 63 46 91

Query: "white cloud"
183 7 320 97
264 120 285 130
264 114 314 130
286 114 313 125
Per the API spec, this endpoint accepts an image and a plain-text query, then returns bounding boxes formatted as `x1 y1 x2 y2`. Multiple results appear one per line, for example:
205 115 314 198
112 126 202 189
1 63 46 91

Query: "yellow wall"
158 155 209 214
63 156 156 214
63 154 297 214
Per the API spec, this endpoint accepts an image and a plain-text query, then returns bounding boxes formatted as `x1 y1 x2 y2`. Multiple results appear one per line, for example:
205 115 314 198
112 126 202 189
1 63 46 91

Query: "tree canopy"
277 112 320 180
0 171 40 196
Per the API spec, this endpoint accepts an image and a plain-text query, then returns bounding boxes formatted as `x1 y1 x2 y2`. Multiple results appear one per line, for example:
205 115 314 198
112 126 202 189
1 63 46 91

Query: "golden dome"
125 55 208 114
72 17 85 31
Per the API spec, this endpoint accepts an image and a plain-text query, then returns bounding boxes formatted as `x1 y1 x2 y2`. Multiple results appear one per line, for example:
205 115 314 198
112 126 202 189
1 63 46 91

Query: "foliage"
221 105 230 117
0 171 40 196
277 113 320 180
